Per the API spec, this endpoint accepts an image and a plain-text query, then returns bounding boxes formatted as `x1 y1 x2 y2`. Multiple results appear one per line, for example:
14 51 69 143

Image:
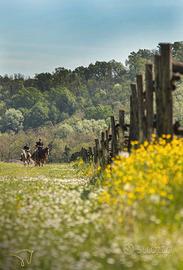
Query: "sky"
0 0 183 76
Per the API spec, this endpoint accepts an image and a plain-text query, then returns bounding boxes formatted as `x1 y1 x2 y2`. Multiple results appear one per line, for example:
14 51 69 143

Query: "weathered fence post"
94 139 99 164
100 131 106 167
145 64 154 140
118 110 125 152
105 130 109 152
88 147 93 162
81 147 88 162
111 116 118 157
158 43 173 136
130 84 139 143
136 75 146 143
105 129 110 163
154 54 162 136
119 110 125 130
154 44 173 137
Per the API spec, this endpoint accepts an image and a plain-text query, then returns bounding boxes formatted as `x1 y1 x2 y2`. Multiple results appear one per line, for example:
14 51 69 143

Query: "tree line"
0 42 183 136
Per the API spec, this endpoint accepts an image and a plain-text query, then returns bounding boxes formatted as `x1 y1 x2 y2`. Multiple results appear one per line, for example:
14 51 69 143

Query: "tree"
55 123 74 139
109 60 127 83
48 104 60 124
35 72 53 91
0 101 6 115
11 87 44 109
85 105 113 120
1 108 24 132
92 89 107 105
49 87 76 115
126 49 153 80
53 67 71 87
24 102 49 128
172 41 183 62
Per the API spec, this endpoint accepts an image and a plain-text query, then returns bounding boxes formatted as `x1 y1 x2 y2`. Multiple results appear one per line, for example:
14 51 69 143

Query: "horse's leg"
23 158 26 166
27 156 30 166
28 156 31 165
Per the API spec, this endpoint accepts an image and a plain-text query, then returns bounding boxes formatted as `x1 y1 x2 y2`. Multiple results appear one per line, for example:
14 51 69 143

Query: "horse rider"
23 143 30 152
35 139 44 158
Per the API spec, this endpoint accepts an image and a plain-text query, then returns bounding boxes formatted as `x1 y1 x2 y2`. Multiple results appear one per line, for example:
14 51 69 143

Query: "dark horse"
32 147 49 166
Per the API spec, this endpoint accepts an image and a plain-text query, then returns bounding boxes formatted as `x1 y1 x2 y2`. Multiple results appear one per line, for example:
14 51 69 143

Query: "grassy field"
0 138 183 270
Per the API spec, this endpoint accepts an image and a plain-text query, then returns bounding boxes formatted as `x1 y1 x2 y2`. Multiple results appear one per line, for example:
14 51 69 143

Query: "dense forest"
0 42 183 161
0 60 130 132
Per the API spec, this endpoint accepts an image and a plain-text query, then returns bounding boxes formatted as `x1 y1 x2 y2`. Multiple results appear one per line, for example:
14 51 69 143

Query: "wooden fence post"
119 110 125 130
136 75 146 143
118 110 125 152
145 64 154 140
100 131 106 166
88 147 93 162
130 84 139 143
94 139 99 164
159 43 173 136
105 129 110 164
81 147 88 162
154 54 162 137
105 130 109 152
111 116 118 157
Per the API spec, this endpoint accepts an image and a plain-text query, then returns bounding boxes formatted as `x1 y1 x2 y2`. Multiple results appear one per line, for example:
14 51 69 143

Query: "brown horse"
32 147 49 166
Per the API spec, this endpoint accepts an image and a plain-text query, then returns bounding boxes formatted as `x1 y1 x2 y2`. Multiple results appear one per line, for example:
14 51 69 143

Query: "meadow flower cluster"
99 136 183 222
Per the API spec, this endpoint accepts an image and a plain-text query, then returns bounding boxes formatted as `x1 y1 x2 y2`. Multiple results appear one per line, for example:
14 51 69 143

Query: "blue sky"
0 0 183 76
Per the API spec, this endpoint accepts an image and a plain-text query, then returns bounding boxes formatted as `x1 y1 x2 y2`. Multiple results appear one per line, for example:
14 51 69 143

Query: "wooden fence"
74 43 183 166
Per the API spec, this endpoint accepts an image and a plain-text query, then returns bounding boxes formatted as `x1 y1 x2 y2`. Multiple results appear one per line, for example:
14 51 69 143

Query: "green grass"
0 162 183 270
0 162 85 179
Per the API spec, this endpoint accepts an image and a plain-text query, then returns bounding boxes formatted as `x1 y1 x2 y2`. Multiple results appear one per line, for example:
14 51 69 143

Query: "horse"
20 150 32 166
32 147 49 167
